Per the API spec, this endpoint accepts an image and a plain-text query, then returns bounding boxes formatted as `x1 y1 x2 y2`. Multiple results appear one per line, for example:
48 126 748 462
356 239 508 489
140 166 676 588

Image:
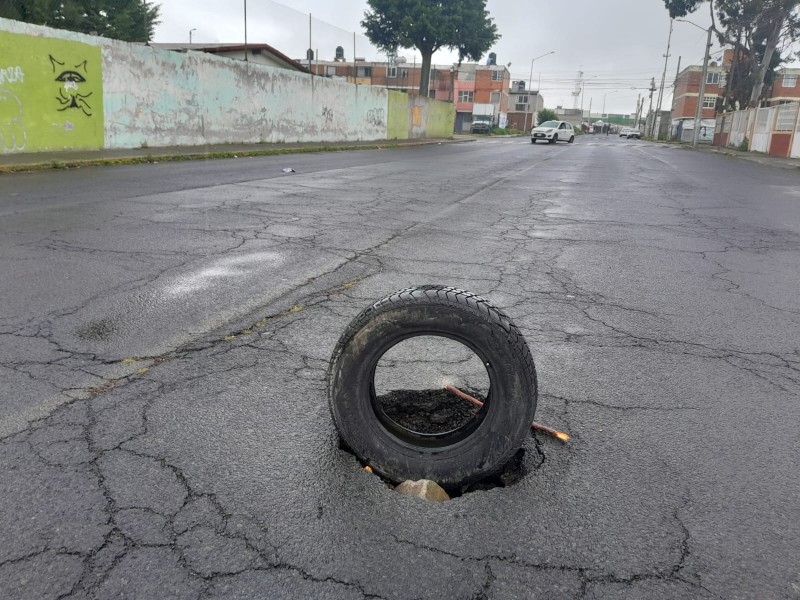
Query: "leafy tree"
0 0 160 42
663 0 799 107
362 0 500 95
536 108 559 125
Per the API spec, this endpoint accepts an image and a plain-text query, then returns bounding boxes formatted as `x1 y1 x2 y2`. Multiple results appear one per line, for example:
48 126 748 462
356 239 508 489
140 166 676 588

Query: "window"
458 71 475 82
782 74 797 88
515 104 528 112
706 72 720 85
491 70 503 81
357 66 372 78
400 69 409 79
387 66 397 78
458 90 474 103
490 91 501 103
326 66 337 76
702 95 717 109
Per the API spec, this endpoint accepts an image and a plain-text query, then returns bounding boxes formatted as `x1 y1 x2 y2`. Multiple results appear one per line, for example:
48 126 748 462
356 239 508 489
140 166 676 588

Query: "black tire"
568 136 575 144
548 134 557 144
531 138 536 144
327 285 537 489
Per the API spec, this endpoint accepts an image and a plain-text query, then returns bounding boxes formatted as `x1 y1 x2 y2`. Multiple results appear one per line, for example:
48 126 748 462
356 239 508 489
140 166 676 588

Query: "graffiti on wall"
366 108 385 127
51 55 95 116
0 89 26 152
0 30 103 153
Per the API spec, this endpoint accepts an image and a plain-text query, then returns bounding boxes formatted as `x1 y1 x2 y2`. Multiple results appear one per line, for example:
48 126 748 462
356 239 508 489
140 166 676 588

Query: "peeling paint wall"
1 18 454 152
424 98 456 139
102 40 388 148
387 91 455 140
387 91 410 140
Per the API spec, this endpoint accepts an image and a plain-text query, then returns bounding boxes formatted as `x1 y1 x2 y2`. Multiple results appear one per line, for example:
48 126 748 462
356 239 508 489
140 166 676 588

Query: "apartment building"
767 68 800 105
308 50 510 132
506 80 544 131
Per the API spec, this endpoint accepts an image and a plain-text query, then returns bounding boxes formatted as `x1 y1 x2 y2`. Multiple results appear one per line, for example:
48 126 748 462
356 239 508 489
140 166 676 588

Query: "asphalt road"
1 136 799 599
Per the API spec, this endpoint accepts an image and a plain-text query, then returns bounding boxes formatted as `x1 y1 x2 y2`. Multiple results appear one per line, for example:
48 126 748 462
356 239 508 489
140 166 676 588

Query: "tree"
663 0 799 107
536 108 558 125
0 0 161 42
362 0 500 96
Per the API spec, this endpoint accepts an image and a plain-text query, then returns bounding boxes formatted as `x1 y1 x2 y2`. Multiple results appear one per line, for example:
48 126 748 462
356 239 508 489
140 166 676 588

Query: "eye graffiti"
50 55 93 117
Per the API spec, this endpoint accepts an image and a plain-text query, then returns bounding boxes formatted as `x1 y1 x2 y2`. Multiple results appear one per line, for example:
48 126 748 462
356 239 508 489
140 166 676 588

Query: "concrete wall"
387 90 455 140
387 91 408 140
1 18 454 153
101 41 387 148
0 28 104 152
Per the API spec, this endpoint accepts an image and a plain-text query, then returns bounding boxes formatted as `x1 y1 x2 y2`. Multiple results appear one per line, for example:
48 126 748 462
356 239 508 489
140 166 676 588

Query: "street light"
525 51 555 131
602 90 618 118
189 28 196 44
677 19 713 148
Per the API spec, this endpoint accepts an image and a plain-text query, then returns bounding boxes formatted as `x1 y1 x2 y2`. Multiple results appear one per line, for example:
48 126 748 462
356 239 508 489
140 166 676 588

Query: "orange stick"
444 384 570 443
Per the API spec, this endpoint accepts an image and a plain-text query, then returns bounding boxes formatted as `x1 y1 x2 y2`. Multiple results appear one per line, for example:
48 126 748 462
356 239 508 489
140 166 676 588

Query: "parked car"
531 120 575 144
470 121 492 134
620 127 641 139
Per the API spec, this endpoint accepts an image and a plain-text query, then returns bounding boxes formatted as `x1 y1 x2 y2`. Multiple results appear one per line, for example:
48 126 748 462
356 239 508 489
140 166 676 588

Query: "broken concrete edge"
0 138 474 174
395 479 451 503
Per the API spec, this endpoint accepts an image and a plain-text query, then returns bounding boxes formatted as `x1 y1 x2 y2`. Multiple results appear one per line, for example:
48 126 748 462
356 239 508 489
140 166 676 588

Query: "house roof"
151 43 309 73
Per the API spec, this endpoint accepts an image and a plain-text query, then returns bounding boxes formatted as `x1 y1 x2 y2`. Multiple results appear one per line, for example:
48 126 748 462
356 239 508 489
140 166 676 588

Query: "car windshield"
539 121 560 128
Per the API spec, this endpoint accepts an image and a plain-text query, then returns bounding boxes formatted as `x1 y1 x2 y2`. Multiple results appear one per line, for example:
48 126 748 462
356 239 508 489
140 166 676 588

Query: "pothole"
339 334 531 496
76 318 117 341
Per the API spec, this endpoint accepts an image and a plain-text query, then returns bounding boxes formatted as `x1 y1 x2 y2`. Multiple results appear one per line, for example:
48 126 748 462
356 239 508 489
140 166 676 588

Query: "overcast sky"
153 0 796 115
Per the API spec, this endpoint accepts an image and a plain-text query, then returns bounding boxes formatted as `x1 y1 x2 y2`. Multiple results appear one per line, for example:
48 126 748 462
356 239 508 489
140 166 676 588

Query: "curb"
654 140 800 170
0 138 466 174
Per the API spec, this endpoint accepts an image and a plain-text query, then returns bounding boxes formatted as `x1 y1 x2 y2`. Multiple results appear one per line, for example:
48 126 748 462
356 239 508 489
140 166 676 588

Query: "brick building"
308 53 510 132
670 49 800 142
767 68 800 105
506 80 544 131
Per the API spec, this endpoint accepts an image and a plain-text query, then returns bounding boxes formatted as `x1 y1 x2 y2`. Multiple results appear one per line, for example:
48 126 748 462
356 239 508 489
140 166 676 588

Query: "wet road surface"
1 136 799 599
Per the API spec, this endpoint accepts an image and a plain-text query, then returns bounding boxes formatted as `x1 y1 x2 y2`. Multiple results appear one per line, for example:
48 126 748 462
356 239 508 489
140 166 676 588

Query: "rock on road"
1 137 799 599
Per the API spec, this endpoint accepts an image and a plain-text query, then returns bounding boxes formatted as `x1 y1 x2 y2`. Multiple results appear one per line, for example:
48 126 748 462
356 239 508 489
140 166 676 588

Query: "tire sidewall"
329 303 536 487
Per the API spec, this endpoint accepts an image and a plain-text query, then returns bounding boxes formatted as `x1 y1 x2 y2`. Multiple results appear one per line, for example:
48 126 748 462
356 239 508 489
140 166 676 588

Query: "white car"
531 120 575 144
620 127 642 139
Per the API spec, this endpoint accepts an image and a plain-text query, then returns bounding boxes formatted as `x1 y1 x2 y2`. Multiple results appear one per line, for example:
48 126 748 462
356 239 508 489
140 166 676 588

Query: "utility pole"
653 19 673 139
634 94 642 129
693 27 713 148
243 0 248 61
669 56 681 139
646 77 656 137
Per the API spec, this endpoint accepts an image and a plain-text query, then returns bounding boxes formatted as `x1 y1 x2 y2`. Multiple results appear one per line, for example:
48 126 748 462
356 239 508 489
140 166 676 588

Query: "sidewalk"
0 137 469 173
673 142 800 170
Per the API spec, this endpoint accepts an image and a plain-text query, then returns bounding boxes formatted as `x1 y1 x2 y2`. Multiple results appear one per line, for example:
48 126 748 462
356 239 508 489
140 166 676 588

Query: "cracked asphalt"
1 137 799 599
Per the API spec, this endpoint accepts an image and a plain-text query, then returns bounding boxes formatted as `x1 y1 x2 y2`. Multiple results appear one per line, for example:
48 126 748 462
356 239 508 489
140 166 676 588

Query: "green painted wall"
426 99 455 138
387 91 409 140
0 31 103 152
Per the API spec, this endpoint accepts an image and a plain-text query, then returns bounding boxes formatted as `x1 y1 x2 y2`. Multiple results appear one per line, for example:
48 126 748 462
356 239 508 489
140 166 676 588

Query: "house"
670 57 729 142
766 68 800 105
309 51 510 132
151 43 309 73
506 80 544 131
